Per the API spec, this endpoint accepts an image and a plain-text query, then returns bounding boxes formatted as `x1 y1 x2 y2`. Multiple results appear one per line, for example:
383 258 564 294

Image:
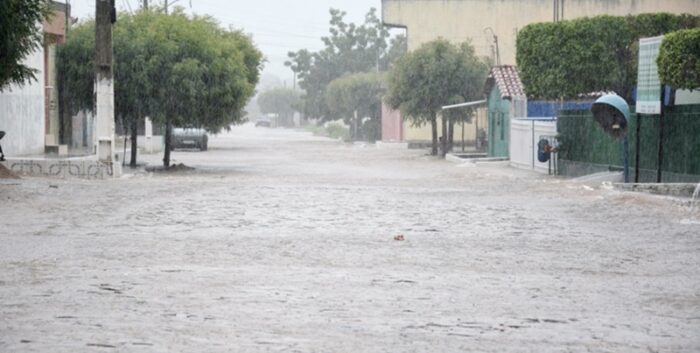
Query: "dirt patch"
0 164 20 179
145 163 195 173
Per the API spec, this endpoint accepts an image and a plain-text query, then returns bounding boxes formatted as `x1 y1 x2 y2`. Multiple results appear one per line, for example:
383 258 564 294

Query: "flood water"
1 125 699 352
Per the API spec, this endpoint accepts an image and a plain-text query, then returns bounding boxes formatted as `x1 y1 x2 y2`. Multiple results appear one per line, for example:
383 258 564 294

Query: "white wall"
676 89 700 105
510 119 557 174
0 48 46 156
137 135 164 154
71 110 95 151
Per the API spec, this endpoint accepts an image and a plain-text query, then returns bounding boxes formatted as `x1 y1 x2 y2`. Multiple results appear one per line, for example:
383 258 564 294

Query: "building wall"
676 90 700 105
487 86 511 157
404 108 486 145
43 4 68 39
381 102 404 141
0 49 46 156
382 0 700 65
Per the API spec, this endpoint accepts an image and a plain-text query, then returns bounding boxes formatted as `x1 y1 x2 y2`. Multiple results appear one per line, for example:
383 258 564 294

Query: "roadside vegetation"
516 13 700 102
386 39 488 156
257 88 300 128
306 121 351 141
657 27 700 90
283 8 406 142
57 9 263 167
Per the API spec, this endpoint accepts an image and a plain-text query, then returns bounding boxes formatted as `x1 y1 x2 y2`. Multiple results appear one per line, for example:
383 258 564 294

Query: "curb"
612 183 700 198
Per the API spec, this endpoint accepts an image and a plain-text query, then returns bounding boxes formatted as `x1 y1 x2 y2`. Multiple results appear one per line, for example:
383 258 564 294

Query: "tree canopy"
58 9 263 167
387 39 488 155
285 8 406 121
0 0 50 91
658 28 700 90
516 13 700 101
257 88 301 127
325 72 385 141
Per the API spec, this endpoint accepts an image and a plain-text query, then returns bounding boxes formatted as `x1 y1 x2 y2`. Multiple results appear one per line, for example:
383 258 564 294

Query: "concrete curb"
445 153 508 164
375 141 408 150
612 183 700 198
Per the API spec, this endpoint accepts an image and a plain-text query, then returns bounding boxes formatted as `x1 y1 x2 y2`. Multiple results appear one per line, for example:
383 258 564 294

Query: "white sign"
636 36 663 115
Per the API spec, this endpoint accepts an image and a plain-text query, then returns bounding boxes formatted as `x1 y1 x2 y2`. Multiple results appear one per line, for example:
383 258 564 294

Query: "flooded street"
1 125 699 352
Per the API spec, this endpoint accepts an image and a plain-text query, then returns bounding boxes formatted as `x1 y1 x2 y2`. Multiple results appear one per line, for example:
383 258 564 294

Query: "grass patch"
306 121 350 141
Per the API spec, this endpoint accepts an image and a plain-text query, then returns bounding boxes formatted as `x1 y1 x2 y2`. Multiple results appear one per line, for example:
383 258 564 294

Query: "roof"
485 65 526 100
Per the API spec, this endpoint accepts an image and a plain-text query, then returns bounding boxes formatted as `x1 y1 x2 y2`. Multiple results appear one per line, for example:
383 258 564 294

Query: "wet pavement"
1 125 699 352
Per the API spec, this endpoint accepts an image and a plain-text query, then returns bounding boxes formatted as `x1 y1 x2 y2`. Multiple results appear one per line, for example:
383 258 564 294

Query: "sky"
66 0 391 88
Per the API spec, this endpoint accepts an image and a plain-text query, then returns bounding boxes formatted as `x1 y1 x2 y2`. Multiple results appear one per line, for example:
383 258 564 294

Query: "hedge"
658 28 700 90
516 13 700 101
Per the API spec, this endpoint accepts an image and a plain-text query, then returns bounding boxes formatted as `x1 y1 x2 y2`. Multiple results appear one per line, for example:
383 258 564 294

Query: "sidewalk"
0 151 124 179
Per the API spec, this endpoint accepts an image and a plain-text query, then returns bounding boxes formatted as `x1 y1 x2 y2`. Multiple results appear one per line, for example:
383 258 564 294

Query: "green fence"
557 104 700 182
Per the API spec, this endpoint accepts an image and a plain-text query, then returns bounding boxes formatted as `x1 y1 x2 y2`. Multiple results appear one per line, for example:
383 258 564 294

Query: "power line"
246 31 322 41
189 0 330 29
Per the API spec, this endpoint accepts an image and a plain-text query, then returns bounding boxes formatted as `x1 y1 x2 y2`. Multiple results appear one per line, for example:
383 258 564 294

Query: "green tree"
441 43 489 152
147 10 262 167
113 12 153 167
57 20 95 119
257 88 301 127
658 28 700 90
57 10 263 167
516 13 700 101
387 39 487 156
0 0 50 90
285 8 406 121
325 72 385 141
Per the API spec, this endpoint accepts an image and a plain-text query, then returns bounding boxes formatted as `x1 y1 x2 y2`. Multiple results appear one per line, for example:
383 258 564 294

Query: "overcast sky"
67 0 391 87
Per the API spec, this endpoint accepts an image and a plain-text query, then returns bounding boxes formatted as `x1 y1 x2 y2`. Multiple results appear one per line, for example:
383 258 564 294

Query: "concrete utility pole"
143 0 148 9
95 0 116 164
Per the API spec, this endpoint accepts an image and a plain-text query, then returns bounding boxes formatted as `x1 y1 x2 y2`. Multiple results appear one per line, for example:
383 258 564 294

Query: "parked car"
171 128 208 151
255 117 271 127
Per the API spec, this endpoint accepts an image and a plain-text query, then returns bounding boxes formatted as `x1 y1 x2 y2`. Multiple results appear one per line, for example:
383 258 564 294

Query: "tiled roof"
486 65 526 100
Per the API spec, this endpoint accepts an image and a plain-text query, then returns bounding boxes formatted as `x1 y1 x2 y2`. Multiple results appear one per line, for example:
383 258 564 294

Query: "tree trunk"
353 110 359 142
441 114 448 158
163 119 172 168
447 117 455 153
58 76 72 147
430 116 438 156
129 118 138 168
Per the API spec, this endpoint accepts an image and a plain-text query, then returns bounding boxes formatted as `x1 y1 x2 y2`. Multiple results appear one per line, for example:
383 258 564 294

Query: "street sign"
636 36 663 115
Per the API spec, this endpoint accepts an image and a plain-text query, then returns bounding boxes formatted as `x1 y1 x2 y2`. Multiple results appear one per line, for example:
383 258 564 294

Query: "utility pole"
95 0 117 168
143 0 148 9
657 86 666 183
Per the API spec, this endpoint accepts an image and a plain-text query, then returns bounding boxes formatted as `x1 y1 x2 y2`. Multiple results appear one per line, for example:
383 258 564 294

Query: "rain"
1 0 700 352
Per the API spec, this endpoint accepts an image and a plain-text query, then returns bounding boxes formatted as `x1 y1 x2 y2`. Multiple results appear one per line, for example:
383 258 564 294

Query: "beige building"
381 0 700 143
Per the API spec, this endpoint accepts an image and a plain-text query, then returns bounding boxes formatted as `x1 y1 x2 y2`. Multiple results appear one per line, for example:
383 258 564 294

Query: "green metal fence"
557 104 700 182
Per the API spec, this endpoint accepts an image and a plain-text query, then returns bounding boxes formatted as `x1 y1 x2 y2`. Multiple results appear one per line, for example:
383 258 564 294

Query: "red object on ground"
393 235 405 241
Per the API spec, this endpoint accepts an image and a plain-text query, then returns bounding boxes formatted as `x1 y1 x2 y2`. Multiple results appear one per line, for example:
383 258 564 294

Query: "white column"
95 76 115 162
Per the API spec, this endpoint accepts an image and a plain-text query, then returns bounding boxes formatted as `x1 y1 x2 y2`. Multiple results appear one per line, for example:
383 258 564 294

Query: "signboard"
636 36 663 115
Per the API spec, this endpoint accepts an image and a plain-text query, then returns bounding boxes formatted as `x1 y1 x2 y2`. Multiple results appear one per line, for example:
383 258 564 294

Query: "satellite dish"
591 94 630 139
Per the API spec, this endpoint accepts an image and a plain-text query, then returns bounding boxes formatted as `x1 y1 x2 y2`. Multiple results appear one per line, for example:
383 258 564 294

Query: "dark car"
255 117 271 127
171 128 208 151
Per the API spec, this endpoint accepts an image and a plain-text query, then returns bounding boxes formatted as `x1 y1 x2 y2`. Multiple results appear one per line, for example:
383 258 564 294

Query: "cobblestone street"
1 125 699 352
